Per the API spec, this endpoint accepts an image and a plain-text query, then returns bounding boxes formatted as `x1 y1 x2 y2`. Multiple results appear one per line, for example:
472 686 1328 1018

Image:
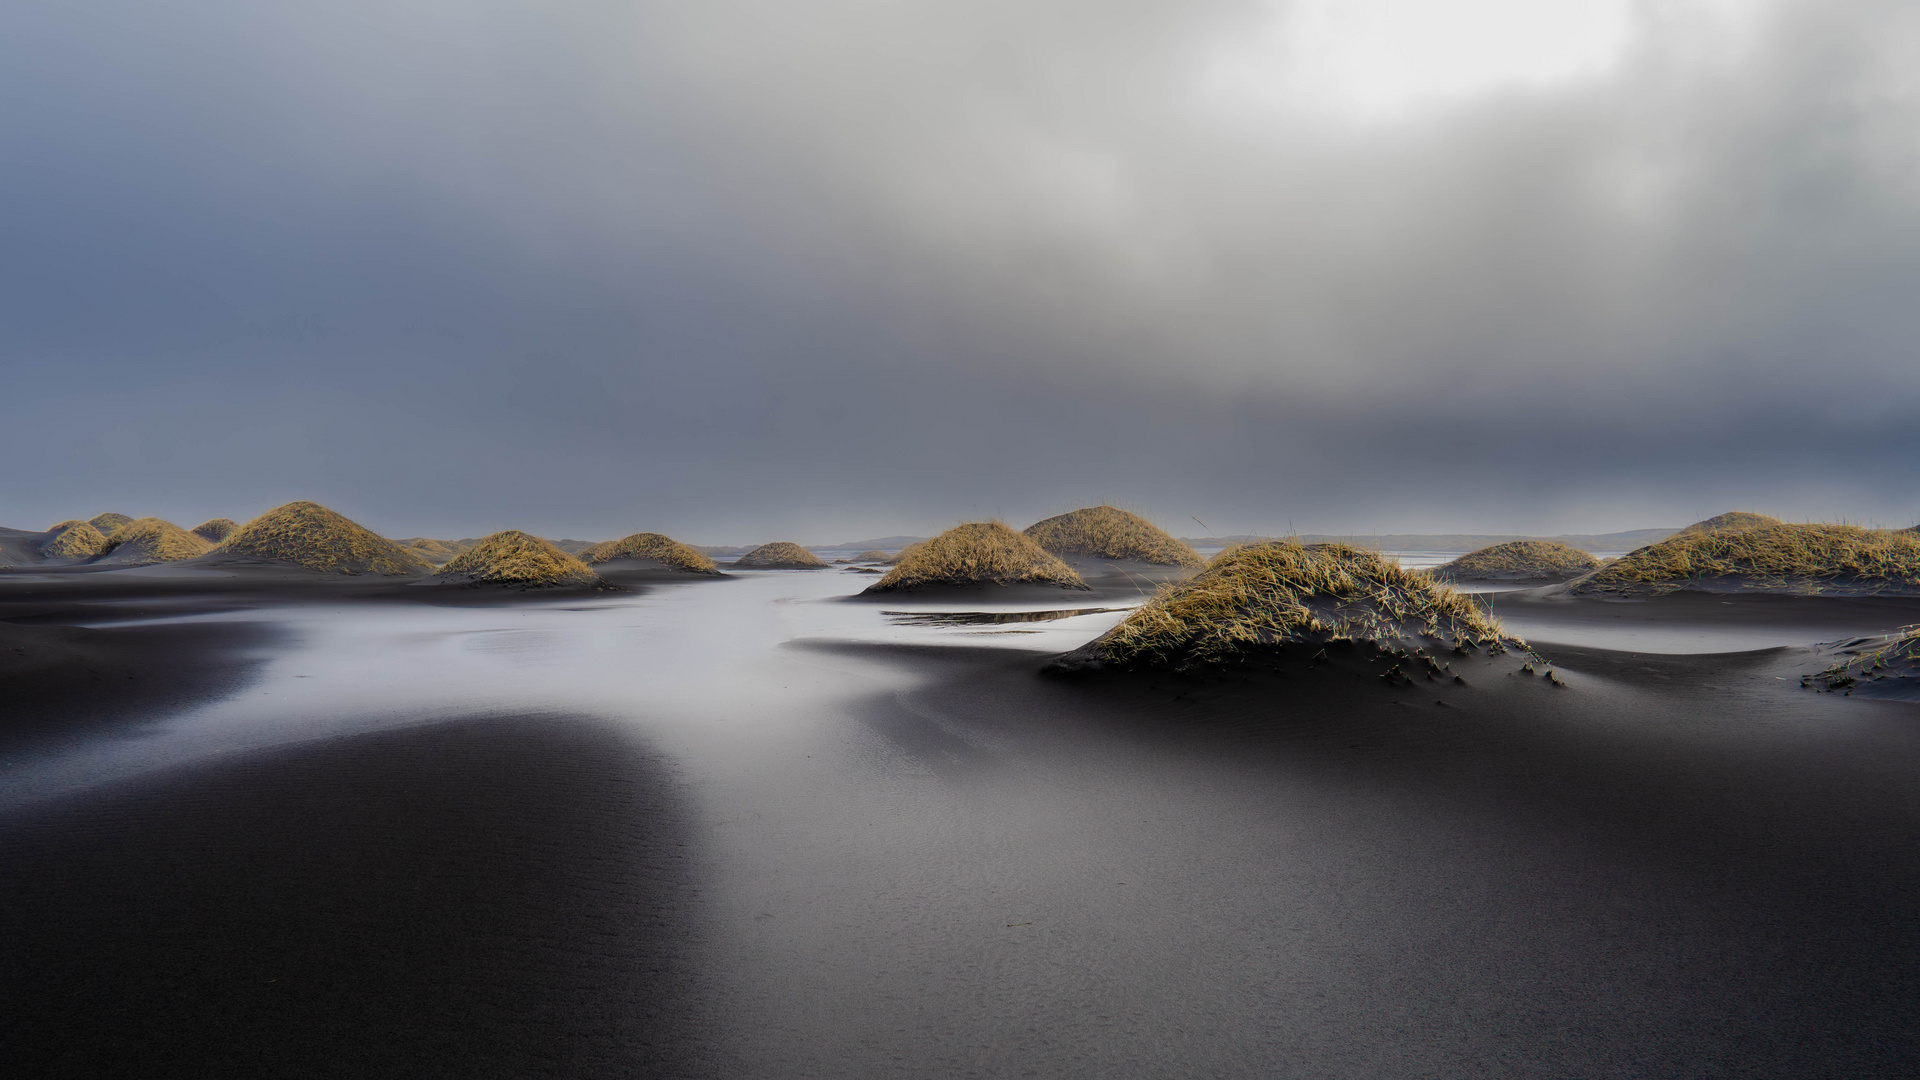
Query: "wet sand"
3 567 1920 1076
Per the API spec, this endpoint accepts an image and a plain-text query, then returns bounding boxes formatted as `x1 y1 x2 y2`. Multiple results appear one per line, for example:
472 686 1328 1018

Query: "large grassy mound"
432 530 603 588
1432 540 1600 583
865 522 1087 593
1060 541 1516 673
733 542 829 569
191 518 241 543
96 518 214 566
1574 523 1920 595
40 521 112 560
215 501 432 575
1023 505 1206 568
1675 511 1783 537
88 513 134 535
580 532 719 574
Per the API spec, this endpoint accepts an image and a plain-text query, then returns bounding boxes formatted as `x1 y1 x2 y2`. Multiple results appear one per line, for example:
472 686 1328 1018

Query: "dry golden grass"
40 521 111 560
191 518 241 543
1087 541 1515 671
96 518 214 566
216 501 433 575
733 542 829 569
1577 523 1920 594
855 550 894 563
867 522 1087 592
580 532 719 574
1675 511 1782 537
434 530 603 588
1432 540 1599 582
1023 505 1206 568
88 513 134 535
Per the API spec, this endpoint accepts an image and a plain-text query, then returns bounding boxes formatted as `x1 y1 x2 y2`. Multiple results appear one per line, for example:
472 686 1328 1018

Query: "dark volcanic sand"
3 569 1920 1076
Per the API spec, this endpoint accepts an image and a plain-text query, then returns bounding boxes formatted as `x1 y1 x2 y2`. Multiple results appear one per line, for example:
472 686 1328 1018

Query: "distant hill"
1179 529 1679 554
821 535 928 552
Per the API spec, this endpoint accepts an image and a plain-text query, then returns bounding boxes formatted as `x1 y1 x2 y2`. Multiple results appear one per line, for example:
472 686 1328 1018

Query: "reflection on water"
883 607 1126 626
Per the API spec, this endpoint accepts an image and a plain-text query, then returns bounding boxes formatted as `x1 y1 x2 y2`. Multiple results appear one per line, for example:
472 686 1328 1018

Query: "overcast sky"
5 0 1918 542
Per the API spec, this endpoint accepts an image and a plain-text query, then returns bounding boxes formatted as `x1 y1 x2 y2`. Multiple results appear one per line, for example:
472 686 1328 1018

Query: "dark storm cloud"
4 0 1919 540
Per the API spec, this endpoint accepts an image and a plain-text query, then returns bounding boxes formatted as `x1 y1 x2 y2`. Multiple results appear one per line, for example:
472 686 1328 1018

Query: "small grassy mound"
1023 505 1206 568
395 538 471 566
191 518 241 543
1432 540 1600 582
865 522 1088 593
1576 523 1920 595
432 530 604 588
855 549 893 563
1675 511 1782 537
1063 541 1517 672
96 518 214 566
733 542 828 570
580 532 719 574
216 501 432 575
40 521 111 560
88 513 134 535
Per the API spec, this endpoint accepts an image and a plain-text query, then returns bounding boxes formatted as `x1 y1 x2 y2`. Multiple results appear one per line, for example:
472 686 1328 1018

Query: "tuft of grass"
734 542 829 569
1023 505 1206 568
433 530 603 588
866 522 1087 593
88 513 135 535
1575 523 1920 595
216 501 433 575
1087 541 1516 671
191 518 241 543
1806 625 1920 692
580 532 719 574
96 518 214 566
1432 540 1599 582
41 521 111 560
1674 511 1782 537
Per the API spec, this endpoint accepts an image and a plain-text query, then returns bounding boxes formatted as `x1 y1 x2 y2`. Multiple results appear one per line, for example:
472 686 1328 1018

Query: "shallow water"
9 569 1920 1076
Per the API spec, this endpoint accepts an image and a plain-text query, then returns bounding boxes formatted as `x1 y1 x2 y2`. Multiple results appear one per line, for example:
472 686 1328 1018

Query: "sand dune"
864 522 1086 594
213 502 432 575
39 521 112 561
431 530 605 589
1675 510 1783 536
1572 522 1920 596
190 518 241 543
1432 539 1600 583
580 533 719 575
1024 505 1205 568
95 518 214 566
732 542 828 570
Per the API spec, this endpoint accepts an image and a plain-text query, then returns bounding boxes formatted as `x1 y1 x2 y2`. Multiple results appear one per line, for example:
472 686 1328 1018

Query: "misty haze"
6 1 1920 1077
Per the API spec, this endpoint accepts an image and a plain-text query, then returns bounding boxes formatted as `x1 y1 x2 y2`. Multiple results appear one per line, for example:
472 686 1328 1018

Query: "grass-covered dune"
1675 511 1783 537
1052 541 1522 677
864 522 1087 594
580 532 719 574
213 501 432 575
191 518 241 543
87 512 134 535
95 518 214 566
40 521 111 561
395 538 471 566
854 549 894 563
431 531 604 589
1024 505 1206 569
1572 523 1920 596
1432 540 1600 583
733 542 828 570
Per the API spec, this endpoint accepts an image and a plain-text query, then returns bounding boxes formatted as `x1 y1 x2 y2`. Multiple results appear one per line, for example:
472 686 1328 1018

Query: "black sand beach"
4 568 1920 1076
